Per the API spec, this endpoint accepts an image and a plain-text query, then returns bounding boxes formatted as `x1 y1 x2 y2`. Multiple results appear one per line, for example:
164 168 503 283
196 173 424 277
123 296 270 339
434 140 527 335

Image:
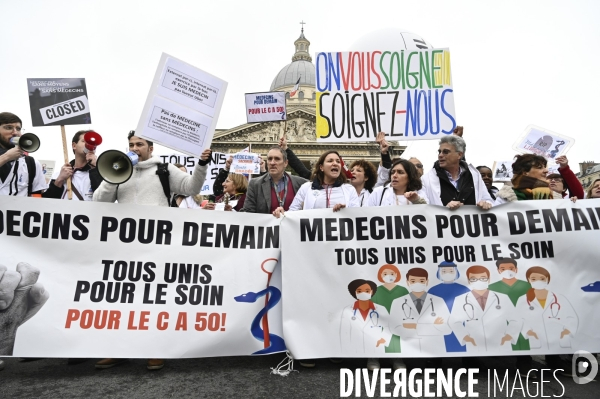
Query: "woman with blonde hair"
203 173 248 211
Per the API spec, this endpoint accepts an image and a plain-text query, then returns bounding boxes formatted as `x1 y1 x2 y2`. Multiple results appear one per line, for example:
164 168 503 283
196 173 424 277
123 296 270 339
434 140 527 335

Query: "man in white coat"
449 265 521 354
421 135 493 210
389 268 451 355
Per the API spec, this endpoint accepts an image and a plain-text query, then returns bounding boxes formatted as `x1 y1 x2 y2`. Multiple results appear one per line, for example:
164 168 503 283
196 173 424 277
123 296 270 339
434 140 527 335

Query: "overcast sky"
1 0 599 174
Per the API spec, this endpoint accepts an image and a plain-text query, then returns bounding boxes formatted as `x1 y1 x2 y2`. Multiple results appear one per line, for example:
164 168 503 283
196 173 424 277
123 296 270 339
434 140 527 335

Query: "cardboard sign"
513 125 574 160
315 49 455 142
231 152 260 175
245 91 287 123
136 54 228 157
27 78 92 126
492 161 514 182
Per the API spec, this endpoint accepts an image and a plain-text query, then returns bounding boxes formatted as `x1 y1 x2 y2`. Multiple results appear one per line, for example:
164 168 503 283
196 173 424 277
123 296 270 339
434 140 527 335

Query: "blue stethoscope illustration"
401 298 436 320
463 292 501 321
351 308 381 328
527 293 560 319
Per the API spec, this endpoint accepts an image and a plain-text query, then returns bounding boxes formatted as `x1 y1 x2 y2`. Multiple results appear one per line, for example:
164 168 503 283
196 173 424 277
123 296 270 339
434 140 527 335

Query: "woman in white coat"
339 279 392 355
275 150 360 216
368 158 428 207
348 159 377 207
515 266 578 350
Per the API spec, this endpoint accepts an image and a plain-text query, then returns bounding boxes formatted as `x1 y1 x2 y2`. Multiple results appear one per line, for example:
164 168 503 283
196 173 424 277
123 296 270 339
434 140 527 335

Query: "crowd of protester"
0 110 596 374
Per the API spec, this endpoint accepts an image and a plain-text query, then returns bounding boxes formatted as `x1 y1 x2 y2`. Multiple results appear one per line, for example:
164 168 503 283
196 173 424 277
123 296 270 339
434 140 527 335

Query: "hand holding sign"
0 262 50 355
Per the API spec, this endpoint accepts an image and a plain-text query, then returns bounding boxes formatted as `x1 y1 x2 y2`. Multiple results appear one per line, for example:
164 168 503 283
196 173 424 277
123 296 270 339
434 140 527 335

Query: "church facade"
210 29 405 171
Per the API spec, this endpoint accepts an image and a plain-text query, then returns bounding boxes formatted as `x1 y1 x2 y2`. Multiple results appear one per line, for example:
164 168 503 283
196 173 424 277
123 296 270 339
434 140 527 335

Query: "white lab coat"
515 291 578 350
388 293 451 355
289 182 360 211
339 303 392 355
449 290 521 354
367 183 430 207
421 163 493 207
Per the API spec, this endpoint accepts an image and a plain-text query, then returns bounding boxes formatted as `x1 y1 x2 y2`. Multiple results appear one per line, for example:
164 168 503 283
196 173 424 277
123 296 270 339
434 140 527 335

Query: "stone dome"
270 28 315 91
270 60 315 91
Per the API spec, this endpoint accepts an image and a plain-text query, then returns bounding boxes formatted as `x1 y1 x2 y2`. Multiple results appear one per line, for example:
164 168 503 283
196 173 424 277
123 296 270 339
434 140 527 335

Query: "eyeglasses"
548 178 563 182
437 149 455 155
1 124 22 132
468 277 489 283
415 164 423 169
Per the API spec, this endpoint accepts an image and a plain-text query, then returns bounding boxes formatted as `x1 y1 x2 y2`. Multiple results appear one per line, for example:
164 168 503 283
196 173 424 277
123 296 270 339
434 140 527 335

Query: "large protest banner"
281 201 600 358
0 197 284 358
314 49 455 142
27 78 92 127
136 53 228 157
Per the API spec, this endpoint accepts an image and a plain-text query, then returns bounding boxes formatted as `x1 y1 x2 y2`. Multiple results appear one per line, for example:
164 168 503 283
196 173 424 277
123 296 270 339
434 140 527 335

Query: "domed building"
211 28 405 170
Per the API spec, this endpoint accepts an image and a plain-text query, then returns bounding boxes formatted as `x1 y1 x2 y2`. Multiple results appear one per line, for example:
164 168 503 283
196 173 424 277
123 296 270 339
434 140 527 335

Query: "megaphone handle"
60 125 73 200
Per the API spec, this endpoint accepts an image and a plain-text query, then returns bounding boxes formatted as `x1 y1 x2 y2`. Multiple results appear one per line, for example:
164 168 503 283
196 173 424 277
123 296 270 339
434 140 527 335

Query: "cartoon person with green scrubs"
371 264 409 353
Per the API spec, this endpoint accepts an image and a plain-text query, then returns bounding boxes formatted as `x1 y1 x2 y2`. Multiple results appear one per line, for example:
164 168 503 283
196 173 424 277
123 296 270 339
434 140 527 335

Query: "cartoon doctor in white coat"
515 266 578 350
449 265 521 353
340 279 392 354
388 267 451 354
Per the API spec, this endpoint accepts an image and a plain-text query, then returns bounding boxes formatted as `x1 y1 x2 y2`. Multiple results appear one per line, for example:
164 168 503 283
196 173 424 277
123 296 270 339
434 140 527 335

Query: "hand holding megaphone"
96 149 139 184
9 133 40 153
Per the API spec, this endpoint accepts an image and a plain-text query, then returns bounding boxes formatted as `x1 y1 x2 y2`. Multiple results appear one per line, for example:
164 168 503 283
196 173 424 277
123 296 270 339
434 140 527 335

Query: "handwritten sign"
231 152 260 175
315 49 456 142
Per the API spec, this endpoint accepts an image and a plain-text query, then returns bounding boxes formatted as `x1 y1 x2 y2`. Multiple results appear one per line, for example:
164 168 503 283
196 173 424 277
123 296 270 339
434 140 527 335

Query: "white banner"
281 201 600 358
315 49 455 142
136 53 228 157
245 91 287 123
157 152 227 195
0 197 284 358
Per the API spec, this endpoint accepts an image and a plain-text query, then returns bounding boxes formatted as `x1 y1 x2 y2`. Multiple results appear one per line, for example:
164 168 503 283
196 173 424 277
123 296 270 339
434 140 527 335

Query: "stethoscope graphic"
463 292 501 321
527 293 560 319
351 308 381 327
401 298 436 320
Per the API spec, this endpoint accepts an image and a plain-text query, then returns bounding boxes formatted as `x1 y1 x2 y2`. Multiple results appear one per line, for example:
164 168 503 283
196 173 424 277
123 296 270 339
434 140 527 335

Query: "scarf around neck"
511 174 553 200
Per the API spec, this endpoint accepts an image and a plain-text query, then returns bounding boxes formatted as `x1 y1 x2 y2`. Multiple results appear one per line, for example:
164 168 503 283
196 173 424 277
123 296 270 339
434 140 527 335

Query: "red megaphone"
339 156 354 179
83 131 102 153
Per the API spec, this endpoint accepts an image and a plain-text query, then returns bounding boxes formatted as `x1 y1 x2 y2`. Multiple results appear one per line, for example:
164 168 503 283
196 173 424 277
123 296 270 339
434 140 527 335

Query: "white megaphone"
9 133 40 153
96 150 139 184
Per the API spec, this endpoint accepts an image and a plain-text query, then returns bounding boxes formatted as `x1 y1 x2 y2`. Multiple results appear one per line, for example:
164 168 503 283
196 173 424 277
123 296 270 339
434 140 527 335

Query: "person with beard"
0 112 47 196
421 136 493 210
42 130 102 201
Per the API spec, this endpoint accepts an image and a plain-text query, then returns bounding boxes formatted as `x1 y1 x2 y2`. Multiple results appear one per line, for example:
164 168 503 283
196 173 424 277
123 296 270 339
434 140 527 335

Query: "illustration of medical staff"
515 266 578 350
339 279 392 354
428 261 470 352
488 258 531 351
388 268 451 355
371 264 408 353
449 265 521 353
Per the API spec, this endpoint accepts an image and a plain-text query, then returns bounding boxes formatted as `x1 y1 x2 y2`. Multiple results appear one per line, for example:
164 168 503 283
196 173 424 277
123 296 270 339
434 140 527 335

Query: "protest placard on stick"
245 91 287 123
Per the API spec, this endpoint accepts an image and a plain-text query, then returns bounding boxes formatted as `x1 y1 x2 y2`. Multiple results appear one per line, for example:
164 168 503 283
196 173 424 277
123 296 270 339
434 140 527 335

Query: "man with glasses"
408 157 424 178
0 112 47 196
421 135 493 210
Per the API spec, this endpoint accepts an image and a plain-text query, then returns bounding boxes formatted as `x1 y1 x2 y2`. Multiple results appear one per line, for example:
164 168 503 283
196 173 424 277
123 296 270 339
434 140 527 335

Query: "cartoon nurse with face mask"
515 266 579 350
339 279 392 354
